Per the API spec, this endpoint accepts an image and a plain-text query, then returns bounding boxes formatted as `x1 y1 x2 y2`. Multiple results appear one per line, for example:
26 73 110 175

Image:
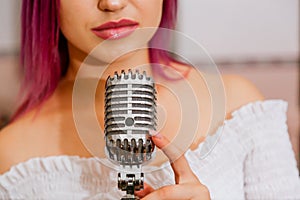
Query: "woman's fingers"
140 132 211 200
135 183 154 199
151 132 199 184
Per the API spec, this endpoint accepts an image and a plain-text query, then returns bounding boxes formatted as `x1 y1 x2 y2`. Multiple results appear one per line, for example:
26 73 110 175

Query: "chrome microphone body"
104 70 157 200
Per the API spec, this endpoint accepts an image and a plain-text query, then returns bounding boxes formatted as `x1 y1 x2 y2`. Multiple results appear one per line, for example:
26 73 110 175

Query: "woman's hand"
135 132 211 200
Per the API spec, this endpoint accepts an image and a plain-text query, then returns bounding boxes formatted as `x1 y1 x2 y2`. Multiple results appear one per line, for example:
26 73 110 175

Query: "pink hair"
12 0 179 120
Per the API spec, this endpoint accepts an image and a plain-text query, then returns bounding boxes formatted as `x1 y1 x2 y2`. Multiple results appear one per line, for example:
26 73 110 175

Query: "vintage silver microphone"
104 69 157 200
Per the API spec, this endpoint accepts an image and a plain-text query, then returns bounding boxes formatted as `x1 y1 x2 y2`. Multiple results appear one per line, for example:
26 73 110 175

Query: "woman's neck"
64 43 154 81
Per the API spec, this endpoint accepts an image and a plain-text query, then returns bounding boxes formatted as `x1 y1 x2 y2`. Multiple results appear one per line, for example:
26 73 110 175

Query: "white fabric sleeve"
242 101 300 199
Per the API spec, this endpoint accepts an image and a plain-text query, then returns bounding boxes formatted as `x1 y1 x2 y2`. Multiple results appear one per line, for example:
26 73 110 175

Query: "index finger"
150 131 198 184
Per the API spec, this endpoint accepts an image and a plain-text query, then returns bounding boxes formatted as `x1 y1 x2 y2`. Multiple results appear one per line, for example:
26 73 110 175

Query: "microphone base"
121 195 140 200
118 171 143 200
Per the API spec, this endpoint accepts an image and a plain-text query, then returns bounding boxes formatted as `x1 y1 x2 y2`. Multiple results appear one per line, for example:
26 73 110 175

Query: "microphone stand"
118 169 144 200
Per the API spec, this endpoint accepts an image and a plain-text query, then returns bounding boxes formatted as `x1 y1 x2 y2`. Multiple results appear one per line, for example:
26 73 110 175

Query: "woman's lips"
91 19 139 40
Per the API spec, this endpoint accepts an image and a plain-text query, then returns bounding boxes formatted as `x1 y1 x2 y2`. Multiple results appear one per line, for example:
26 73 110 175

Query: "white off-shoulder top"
0 100 299 199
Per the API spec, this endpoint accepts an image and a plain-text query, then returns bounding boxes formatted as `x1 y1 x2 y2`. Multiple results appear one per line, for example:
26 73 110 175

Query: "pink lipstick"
91 19 139 40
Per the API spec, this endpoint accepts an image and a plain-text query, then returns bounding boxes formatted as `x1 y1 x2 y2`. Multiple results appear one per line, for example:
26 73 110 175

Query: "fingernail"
149 130 163 139
149 130 159 137
149 130 157 136
153 133 163 139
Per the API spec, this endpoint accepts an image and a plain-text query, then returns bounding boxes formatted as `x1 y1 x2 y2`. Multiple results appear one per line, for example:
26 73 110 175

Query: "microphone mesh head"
104 70 157 166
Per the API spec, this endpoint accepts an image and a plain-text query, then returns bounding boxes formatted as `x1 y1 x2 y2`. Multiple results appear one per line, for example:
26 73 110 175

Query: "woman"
0 0 299 199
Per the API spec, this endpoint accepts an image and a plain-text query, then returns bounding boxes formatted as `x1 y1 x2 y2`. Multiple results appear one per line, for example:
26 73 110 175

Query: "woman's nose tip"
98 0 127 12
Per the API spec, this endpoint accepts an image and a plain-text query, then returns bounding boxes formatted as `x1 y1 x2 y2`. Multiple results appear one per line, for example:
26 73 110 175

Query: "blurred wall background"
175 0 298 63
0 0 20 54
0 1 299 164
0 0 20 128
174 0 299 165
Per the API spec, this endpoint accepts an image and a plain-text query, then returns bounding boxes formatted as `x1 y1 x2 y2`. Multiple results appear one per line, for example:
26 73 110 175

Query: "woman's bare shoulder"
0 112 56 174
0 111 92 175
0 120 28 174
222 74 265 117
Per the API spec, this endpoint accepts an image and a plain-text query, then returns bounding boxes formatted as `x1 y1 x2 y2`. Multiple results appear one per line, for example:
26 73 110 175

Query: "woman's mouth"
91 19 139 40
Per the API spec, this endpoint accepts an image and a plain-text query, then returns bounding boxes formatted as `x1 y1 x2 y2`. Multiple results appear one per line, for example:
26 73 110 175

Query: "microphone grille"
104 70 157 165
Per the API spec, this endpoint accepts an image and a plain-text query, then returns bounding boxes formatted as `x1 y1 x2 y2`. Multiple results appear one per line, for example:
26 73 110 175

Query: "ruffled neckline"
191 99 288 158
0 99 288 186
